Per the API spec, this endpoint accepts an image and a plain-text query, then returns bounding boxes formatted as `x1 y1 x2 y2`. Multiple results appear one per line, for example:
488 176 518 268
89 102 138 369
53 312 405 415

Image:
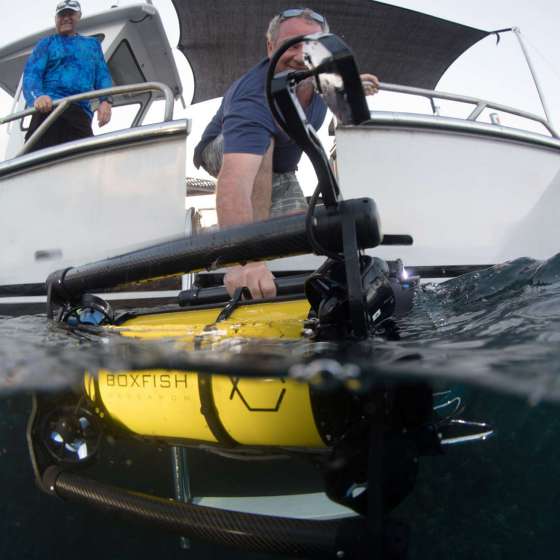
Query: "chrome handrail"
0 82 175 157
377 82 559 138
0 120 190 180
355 112 560 153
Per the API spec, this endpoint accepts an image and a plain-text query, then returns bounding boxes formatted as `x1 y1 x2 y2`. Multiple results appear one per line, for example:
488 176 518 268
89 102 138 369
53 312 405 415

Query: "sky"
1 0 560 171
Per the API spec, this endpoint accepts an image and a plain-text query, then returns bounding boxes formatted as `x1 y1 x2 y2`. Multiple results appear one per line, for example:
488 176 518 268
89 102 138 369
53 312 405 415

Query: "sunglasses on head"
57 9 78 17
278 8 326 24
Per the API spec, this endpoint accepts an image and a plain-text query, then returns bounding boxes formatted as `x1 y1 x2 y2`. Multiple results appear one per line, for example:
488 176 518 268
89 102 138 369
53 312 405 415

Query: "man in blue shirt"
194 8 379 299
22 0 113 152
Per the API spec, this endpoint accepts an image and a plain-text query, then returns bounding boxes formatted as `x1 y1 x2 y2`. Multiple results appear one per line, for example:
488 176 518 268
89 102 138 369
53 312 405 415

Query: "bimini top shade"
172 0 489 104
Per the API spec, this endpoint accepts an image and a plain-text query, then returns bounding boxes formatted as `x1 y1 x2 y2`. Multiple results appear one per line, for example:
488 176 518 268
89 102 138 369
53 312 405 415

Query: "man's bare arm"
217 142 276 298
216 140 275 225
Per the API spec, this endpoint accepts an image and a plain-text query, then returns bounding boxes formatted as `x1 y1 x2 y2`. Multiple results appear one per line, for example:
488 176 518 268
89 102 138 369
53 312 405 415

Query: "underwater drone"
29 33 492 559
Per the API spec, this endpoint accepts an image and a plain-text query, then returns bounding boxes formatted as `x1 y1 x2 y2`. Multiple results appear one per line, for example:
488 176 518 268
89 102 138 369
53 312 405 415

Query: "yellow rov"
85 299 327 449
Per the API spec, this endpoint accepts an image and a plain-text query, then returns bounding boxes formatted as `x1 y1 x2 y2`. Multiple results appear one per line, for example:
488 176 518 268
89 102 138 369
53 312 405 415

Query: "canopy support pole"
513 27 557 134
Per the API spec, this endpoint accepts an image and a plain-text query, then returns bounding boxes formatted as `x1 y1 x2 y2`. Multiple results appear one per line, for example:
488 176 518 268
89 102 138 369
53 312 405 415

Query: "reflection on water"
2 255 560 558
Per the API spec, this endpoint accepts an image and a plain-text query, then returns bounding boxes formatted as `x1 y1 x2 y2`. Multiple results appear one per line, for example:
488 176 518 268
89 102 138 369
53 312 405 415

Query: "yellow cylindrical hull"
84 298 328 448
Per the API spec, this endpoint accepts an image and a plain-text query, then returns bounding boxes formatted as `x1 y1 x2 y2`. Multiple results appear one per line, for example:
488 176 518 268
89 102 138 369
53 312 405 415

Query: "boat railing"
0 81 175 157
376 82 559 139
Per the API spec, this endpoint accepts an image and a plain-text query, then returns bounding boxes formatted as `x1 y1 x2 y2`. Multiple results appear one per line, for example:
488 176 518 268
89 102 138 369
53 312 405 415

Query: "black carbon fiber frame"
45 466 364 558
46 199 381 305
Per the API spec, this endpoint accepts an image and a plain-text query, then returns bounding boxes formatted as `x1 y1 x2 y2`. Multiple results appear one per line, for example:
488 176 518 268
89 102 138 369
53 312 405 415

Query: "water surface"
2 255 560 559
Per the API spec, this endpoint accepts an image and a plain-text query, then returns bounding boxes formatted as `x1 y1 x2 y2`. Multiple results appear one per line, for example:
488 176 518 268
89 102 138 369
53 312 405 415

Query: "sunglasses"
57 9 79 17
278 8 326 25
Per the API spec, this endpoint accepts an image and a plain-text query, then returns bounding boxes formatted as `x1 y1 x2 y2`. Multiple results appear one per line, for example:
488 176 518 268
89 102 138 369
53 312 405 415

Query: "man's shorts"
199 134 308 217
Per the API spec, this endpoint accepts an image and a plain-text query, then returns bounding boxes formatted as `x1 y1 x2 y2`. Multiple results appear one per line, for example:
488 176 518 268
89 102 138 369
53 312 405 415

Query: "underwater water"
1 254 560 559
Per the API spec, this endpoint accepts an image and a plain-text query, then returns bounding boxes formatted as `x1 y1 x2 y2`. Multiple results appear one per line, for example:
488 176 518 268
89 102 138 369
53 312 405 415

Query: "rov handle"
42 466 364 559
179 274 309 307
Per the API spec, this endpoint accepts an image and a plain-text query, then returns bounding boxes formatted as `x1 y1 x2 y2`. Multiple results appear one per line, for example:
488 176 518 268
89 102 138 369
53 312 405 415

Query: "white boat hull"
271 116 560 273
336 118 560 265
0 121 189 287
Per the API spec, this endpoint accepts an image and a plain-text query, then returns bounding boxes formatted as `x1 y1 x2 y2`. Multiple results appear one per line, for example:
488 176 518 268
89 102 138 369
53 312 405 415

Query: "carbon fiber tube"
45 467 364 558
47 199 381 301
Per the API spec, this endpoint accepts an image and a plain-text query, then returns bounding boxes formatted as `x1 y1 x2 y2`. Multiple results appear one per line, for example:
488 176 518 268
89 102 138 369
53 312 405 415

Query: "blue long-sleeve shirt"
23 34 113 119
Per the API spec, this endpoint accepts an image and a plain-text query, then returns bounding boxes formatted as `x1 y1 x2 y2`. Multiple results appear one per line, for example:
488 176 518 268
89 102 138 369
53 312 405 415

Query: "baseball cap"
55 0 82 15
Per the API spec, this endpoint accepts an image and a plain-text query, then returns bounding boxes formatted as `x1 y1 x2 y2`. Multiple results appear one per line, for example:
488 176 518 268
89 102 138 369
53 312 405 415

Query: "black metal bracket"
267 33 369 208
268 34 376 338
340 206 368 338
269 70 341 207
46 266 73 319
